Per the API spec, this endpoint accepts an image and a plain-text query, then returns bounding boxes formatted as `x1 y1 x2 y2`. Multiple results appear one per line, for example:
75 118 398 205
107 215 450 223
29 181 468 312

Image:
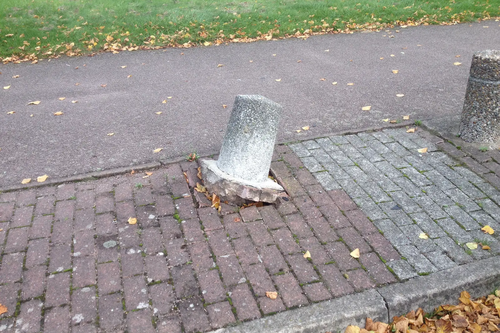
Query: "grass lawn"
1 0 499 63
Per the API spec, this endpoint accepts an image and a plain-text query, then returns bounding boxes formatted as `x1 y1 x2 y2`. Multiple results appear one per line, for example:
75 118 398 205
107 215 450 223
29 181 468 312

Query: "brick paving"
0 127 499 332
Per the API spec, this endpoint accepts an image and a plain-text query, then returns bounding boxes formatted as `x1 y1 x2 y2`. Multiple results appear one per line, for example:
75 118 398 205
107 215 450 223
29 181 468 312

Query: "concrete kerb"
211 256 500 333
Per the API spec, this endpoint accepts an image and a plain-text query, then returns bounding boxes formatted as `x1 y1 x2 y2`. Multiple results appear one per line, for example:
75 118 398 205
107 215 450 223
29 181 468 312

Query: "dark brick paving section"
1 127 499 332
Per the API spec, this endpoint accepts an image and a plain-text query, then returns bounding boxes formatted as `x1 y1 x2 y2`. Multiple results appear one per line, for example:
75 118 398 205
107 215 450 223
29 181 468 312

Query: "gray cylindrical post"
459 50 500 143
217 95 283 183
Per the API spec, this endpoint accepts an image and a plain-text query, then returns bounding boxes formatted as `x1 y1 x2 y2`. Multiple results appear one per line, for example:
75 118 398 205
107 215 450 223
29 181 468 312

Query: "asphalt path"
1 21 499 188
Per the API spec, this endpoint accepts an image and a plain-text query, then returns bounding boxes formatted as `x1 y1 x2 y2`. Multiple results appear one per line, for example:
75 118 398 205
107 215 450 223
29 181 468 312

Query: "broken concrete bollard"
459 50 500 144
200 95 285 204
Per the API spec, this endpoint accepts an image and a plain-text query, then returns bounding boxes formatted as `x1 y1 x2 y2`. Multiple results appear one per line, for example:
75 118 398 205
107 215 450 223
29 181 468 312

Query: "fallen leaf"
272 54 276 56
222 105 227 109
58 97 66 101
362 106 371 111
250 60 254 63
72 100 78 104
466 242 478 250
390 54 395 57
417 147 428 153
37 174 49 183
107 133 114 136
380 57 384 60
127 75 132 78
128 217 137 225
481 225 494 234
0 304 7 315
168 96 172 99
197 167 202 180
101 84 107 87
320 78 326 81
30 114 34 117
332 82 338 85
455 55 461 58
188 152 198 161
390 120 398 124
217 64 224 67
21 178 31 184
143 172 153 178
275 78 281 82
211 193 221 211
3 85 10 90
406 128 416 133
296 129 302 133
419 233 429 239
162 100 167 104
297 60 301 63
233 217 241 222
155 112 162 115
266 291 278 300
482 245 491 250
12 75 19 78
75 83 80 86
344 325 360 333
392 70 399 74
454 62 462 66
396 94 405 97
435 319 452 333
347 82 354 86
53 111 64 116
130 170 135 175
350 248 360 258
403 115 410 120
302 126 310 131
28 101 41 105
303 250 311 259
195 183 206 193
324 49 329 52
121 65 127 68
382 118 390 122
7 111 15 115
153 148 163 153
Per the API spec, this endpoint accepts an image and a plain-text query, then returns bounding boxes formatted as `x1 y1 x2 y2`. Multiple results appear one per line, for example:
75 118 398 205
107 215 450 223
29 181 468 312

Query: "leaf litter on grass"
342 291 500 333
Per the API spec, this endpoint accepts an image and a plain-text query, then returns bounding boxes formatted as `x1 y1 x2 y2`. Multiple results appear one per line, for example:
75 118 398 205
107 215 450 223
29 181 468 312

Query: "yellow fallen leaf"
275 78 281 82
390 54 395 57
127 75 132 78
362 106 371 111
53 112 64 116
382 118 390 122
324 49 329 52
303 251 311 259
302 126 310 131
466 242 478 250
211 193 221 212
320 78 326 81
266 291 278 300
30 114 34 117
58 97 66 101
347 83 354 86
168 96 172 99
403 115 410 120
217 64 224 67
28 101 41 105
222 105 227 109
481 225 495 235
3 85 10 90
396 94 405 97
162 100 167 104
390 120 397 124
0 304 7 315
419 233 429 239
7 111 15 115
155 112 162 115
72 100 78 104
417 147 428 153
12 75 19 78
143 172 153 178
21 178 31 184
407 128 416 133
332 82 338 85
350 248 360 258
455 55 461 58
380 57 384 60
128 217 137 225
250 60 254 63
195 183 206 193
296 129 302 133
345 325 360 333
454 62 462 66
121 65 127 68
107 133 114 136
153 148 163 153
482 245 491 250
37 174 49 183
392 70 399 74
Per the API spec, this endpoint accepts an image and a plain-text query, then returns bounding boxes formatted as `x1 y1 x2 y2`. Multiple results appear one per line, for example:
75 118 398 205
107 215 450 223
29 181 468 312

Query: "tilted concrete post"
459 50 500 143
200 95 284 204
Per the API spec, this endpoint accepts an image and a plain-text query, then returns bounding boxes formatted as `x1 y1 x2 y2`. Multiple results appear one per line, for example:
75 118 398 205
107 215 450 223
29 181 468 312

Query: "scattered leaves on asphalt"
21 178 31 184
303 251 311 259
350 248 360 258
28 101 41 105
362 106 371 111
266 291 278 300
128 217 137 225
482 225 495 235
37 174 48 182
153 148 163 153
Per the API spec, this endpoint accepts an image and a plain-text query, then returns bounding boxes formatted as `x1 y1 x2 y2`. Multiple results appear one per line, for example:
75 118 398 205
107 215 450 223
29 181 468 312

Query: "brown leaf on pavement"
265 291 278 300
0 304 7 315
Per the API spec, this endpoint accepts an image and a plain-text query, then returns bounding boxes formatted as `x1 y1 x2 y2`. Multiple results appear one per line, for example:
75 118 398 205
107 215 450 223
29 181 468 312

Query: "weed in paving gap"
474 238 491 246
479 147 489 152
135 183 143 189
1 0 497 62
414 120 423 126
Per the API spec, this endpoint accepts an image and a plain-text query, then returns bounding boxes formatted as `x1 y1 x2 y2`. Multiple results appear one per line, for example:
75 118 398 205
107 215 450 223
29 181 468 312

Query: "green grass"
1 0 499 63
